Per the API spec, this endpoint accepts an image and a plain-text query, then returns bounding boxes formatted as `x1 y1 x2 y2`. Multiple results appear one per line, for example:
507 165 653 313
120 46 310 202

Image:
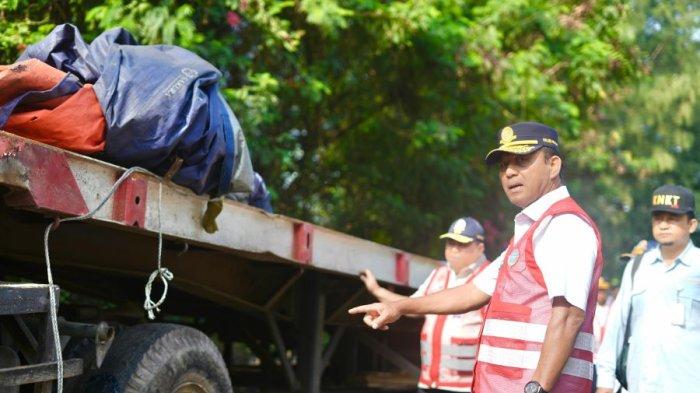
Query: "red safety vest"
419 262 489 392
472 197 603 393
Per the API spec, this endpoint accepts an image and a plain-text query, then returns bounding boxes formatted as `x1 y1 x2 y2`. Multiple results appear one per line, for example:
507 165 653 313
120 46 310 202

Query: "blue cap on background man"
485 122 561 165
439 217 485 243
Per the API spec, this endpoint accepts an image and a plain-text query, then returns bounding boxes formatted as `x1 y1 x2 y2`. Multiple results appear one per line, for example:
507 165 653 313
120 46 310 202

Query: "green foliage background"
2 0 699 284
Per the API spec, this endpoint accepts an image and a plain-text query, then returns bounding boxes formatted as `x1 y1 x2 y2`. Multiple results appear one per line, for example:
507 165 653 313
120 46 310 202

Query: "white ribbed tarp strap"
482 319 595 352
43 167 170 392
477 344 594 380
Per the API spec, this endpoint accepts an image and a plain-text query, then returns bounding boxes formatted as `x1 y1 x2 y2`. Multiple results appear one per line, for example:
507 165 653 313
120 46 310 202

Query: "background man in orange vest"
350 122 602 393
360 217 490 392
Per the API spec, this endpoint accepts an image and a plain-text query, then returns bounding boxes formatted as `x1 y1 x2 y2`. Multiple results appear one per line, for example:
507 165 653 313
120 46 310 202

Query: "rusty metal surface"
0 285 57 316
0 131 439 289
0 359 83 386
0 136 87 216
0 208 294 313
111 174 148 228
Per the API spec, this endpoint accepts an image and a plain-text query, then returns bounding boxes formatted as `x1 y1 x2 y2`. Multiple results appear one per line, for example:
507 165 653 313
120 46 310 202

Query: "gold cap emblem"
499 126 516 145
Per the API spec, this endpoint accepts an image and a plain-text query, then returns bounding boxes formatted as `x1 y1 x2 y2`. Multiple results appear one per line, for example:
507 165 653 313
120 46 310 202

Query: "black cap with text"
651 184 695 215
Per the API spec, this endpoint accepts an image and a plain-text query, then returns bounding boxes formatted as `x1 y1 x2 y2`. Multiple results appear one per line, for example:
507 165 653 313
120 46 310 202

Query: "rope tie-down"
43 167 172 392
143 182 173 320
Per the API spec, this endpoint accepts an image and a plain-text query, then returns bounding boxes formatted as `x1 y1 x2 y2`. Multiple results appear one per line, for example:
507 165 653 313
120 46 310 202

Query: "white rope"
42 228 63 393
143 182 173 320
43 166 170 391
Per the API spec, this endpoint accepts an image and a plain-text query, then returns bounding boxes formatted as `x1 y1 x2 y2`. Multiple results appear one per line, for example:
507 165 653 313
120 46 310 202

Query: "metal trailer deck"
0 131 440 392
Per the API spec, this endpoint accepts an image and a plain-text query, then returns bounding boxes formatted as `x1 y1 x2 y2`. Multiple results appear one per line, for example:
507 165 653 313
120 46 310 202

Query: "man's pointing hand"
348 302 402 330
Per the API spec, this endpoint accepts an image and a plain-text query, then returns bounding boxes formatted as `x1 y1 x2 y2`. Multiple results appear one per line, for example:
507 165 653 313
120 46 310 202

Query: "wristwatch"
524 381 548 393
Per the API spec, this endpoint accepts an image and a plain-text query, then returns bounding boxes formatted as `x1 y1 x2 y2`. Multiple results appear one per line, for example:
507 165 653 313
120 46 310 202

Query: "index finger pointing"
348 303 377 314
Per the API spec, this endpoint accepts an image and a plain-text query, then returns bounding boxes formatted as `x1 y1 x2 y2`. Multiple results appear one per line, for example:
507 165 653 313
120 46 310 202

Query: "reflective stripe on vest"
481 319 594 352
421 343 478 368
477 344 594 380
443 344 478 358
441 356 477 372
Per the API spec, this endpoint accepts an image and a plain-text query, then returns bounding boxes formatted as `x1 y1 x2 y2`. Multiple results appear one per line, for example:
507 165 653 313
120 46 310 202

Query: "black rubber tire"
85 323 233 393
62 336 96 393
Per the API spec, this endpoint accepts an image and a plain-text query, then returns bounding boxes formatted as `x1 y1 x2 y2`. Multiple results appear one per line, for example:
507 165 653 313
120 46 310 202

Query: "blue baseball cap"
485 122 561 165
439 217 485 243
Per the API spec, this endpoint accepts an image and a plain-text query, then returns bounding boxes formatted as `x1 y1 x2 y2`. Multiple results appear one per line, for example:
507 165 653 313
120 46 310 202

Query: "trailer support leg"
0 345 20 393
298 273 325 393
265 313 300 391
321 325 346 371
356 330 420 376
33 314 56 393
325 287 364 324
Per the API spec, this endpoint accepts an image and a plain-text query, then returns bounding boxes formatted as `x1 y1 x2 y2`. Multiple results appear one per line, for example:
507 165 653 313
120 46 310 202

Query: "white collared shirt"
412 257 487 297
595 241 700 392
473 186 598 311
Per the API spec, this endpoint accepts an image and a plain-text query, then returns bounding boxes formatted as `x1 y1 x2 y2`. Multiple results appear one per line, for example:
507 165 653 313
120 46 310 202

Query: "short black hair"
542 146 562 161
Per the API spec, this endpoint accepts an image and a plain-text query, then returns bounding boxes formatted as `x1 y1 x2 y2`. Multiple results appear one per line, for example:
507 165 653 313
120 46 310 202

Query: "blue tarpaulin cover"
19 24 254 196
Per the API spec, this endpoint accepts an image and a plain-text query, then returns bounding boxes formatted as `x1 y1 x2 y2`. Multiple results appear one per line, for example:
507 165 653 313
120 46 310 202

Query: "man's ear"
548 155 562 180
689 217 698 233
476 242 485 254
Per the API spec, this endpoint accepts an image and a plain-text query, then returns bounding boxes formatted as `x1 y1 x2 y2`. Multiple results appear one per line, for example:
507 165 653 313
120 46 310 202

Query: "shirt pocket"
678 279 700 329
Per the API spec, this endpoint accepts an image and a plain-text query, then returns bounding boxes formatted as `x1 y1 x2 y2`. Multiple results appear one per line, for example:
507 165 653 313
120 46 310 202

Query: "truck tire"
62 337 95 393
86 323 232 393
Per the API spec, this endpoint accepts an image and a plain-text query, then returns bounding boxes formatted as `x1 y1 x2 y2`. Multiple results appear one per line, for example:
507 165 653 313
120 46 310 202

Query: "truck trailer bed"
0 130 438 392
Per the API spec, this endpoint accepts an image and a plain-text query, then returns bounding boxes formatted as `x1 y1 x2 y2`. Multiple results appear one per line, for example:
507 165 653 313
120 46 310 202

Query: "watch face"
524 381 541 393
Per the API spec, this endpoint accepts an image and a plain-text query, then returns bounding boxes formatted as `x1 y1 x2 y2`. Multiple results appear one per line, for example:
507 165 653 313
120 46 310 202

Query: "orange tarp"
0 59 105 153
0 59 66 105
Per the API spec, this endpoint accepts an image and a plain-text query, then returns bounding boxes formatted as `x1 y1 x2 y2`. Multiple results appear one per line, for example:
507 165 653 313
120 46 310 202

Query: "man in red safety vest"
350 122 603 393
360 217 490 392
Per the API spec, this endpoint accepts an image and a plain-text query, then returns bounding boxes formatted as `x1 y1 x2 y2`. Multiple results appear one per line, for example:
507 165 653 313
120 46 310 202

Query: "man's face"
498 150 561 209
444 239 483 272
651 211 697 247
